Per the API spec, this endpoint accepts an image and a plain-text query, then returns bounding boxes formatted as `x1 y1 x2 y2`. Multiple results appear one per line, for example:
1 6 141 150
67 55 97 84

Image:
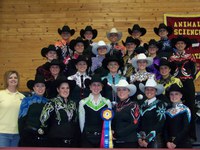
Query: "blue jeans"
0 133 19 147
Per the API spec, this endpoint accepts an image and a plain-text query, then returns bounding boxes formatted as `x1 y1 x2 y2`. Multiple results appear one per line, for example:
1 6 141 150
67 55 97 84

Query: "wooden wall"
0 0 200 91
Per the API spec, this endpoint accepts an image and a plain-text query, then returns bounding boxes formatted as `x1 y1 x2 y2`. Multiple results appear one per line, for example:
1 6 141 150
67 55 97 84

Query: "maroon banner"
164 14 200 71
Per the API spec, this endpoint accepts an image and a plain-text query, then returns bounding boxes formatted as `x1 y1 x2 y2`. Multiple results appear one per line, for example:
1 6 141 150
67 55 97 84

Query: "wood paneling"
0 0 200 91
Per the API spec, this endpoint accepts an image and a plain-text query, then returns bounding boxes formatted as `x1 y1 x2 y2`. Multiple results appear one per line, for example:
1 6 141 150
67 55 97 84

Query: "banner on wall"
164 14 200 74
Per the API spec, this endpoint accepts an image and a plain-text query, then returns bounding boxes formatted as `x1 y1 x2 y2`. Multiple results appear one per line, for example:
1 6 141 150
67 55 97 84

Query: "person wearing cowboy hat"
67 55 91 104
154 23 174 59
36 45 62 81
80 26 98 58
38 77 80 147
144 39 162 80
102 55 126 106
90 40 111 76
18 75 49 147
165 84 192 148
138 78 166 148
55 25 75 60
63 36 90 76
128 24 147 46
169 35 197 142
130 53 154 105
122 36 141 78
79 74 112 148
111 79 140 148
106 27 125 57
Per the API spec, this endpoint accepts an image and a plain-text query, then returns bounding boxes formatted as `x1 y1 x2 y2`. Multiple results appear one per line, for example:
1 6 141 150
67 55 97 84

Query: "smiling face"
175 41 186 52
158 28 168 38
117 87 130 101
109 33 118 43
57 82 70 99
145 87 156 99
126 42 137 52
148 45 158 56
61 32 71 40
97 46 107 56
76 61 87 73
137 60 147 71
169 91 182 103
33 83 46 96
90 82 103 96
7 73 19 88
84 31 93 40
46 51 58 61
74 42 85 54
107 61 119 74
50 65 60 77
160 65 171 78
132 30 142 39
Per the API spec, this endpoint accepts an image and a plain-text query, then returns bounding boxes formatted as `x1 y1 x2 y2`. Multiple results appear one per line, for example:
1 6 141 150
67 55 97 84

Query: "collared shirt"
91 55 105 72
146 97 157 105
102 73 126 86
130 71 155 83
68 72 91 88
0 89 24 134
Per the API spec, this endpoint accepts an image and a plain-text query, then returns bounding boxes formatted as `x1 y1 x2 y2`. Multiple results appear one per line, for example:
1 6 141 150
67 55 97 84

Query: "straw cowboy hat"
128 24 146 36
106 28 122 41
131 53 153 69
139 78 164 95
112 79 137 96
92 40 111 55
154 23 173 36
58 25 75 36
80 26 98 39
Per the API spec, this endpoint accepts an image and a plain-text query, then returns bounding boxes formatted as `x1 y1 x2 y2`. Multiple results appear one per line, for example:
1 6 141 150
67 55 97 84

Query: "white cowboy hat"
139 78 164 95
131 53 153 69
112 79 137 97
92 40 111 55
106 28 122 41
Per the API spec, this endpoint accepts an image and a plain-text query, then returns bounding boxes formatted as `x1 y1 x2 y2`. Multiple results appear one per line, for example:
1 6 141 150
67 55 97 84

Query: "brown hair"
4 70 20 89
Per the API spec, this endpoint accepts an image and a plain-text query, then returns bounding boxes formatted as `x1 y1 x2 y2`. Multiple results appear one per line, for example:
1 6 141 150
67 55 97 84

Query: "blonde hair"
4 70 20 89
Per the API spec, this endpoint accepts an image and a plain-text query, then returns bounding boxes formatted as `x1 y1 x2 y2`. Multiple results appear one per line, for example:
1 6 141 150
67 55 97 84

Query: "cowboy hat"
112 79 137 96
167 83 183 95
92 40 111 55
143 39 162 50
131 53 153 69
139 78 164 95
84 74 107 88
134 46 148 55
69 36 89 51
55 76 76 90
80 26 98 39
106 28 122 41
102 55 124 71
27 75 46 90
58 25 75 36
154 23 173 36
122 36 141 47
41 45 62 58
46 59 65 71
171 35 192 49
154 58 172 71
74 55 92 68
128 24 146 36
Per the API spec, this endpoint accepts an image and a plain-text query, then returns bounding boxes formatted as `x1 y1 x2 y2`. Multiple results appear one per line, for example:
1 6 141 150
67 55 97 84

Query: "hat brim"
106 32 122 41
26 80 46 90
112 84 137 97
102 57 124 70
92 44 111 56
128 28 146 36
80 29 98 39
132 57 153 69
154 27 173 36
171 37 192 49
69 39 89 51
139 83 164 95
58 28 75 36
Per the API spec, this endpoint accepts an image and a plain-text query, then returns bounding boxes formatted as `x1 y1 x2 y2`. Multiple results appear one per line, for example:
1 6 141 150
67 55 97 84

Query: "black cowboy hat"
134 46 148 55
167 83 183 94
143 39 162 50
128 24 146 36
55 76 76 90
74 55 92 67
122 36 141 47
27 75 46 90
41 45 62 58
154 58 172 71
171 35 192 49
154 23 173 36
69 36 89 51
46 59 66 71
80 26 98 39
58 25 75 36
84 74 107 88
102 55 124 71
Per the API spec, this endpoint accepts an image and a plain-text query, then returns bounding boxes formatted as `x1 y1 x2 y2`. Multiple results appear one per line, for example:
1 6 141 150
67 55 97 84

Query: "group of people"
0 23 198 148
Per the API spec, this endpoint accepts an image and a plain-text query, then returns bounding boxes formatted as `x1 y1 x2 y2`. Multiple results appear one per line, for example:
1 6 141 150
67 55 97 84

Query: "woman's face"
109 33 118 43
158 28 168 38
7 73 18 87
148 45 158 56
117 87 130 101
46 51 58 61
107 61 119 74
90 82 102 95
76 61 87 73
50 65 60 76
145 87 156 99
175 41 186 51
131 30 141 39
75 42 84 54
84 31 93 40
169 91 182 103
160 65 171 77
98 46 107 56
137 60 147 70
57 82 70 99
61 32 71 40
33 83 46 96
126 43 137 52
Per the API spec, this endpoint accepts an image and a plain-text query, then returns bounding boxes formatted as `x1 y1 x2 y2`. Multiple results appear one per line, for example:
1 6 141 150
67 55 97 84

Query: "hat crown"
132 24 141 31
48 44 57 51
144 78 157 88
85 26 93 31
97 40 107 47
116 79 129 87
158 23 167 29
109 28 119 33
148 39 157 45
168 84 183 93
62 25 70 31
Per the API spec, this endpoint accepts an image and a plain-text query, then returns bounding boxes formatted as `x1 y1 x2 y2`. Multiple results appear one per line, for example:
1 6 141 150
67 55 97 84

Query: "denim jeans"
0 133 19 147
